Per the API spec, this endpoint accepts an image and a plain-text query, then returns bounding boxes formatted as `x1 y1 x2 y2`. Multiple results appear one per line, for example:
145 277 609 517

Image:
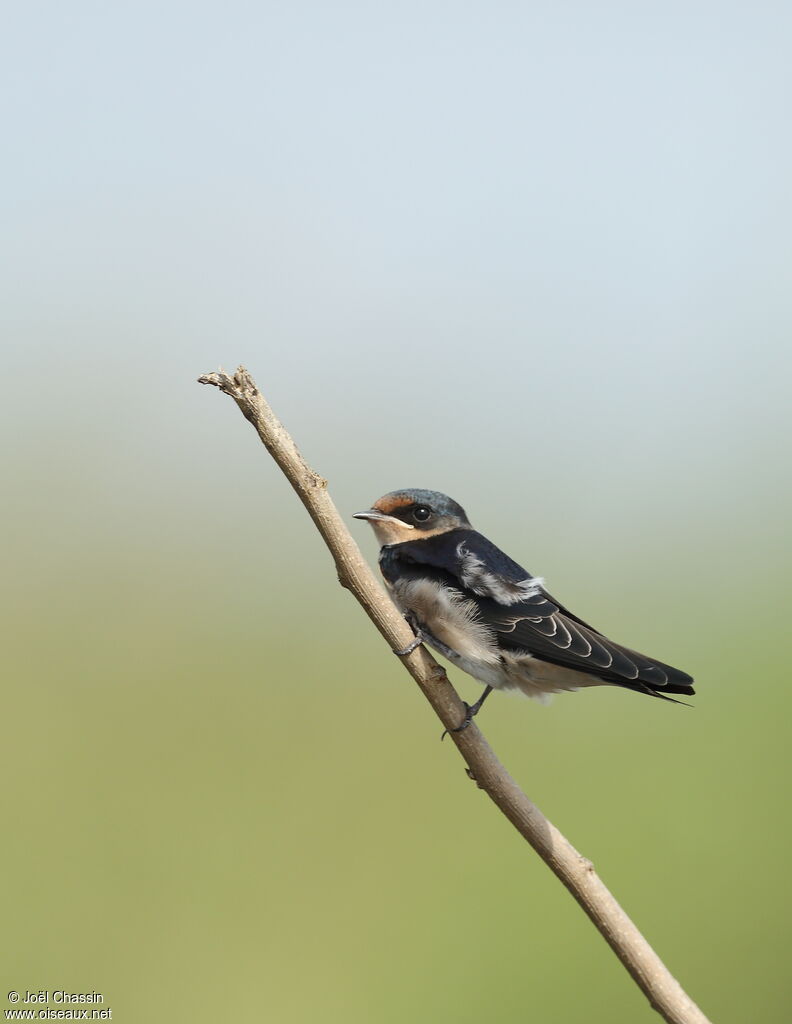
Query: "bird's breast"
391 577 501 666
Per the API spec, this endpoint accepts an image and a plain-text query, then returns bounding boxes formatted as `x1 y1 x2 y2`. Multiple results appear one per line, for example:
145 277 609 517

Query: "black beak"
353 509 413 529
353 509 389 522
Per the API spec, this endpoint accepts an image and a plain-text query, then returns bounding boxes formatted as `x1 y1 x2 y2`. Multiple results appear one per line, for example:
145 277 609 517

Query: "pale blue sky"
3 0 790 584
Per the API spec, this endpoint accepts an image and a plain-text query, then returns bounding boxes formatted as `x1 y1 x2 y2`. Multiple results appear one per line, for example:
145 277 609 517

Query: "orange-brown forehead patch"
374 493 413 515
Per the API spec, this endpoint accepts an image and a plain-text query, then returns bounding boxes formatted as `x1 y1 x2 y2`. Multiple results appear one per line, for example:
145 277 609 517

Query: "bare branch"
199 365 712 1024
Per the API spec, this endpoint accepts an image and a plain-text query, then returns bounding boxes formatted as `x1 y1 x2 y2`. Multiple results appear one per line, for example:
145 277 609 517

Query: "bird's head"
353 489 471 546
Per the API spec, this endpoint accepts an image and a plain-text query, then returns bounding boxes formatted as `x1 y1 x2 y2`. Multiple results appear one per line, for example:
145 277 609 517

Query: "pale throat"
370 518 415 546
370 517 458 546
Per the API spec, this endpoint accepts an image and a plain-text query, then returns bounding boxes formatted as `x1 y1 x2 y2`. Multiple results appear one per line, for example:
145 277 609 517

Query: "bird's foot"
393 629 425 657
444 701 476 737
393 613 425 656
441 686 493 740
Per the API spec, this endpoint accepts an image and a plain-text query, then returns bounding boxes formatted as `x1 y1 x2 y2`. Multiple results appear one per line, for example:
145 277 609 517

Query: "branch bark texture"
199 365 711 1024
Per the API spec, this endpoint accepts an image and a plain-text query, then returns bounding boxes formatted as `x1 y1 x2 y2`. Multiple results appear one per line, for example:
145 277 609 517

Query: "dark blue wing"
382 529 694 696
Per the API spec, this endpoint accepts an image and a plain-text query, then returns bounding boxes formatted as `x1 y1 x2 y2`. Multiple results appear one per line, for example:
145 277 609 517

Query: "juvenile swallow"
354 489 694 729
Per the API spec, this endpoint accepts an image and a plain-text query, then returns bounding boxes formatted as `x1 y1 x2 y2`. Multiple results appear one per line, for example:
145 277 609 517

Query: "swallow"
354 489 694 730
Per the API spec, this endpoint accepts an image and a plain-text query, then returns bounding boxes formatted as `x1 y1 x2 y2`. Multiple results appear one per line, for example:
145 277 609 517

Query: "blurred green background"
3 2 791 1021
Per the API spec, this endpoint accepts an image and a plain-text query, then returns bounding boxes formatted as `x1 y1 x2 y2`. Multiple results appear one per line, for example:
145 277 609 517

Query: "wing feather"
383 529 694 696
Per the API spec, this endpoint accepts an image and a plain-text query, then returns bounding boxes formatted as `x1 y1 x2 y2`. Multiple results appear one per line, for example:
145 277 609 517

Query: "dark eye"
412 505 432 523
